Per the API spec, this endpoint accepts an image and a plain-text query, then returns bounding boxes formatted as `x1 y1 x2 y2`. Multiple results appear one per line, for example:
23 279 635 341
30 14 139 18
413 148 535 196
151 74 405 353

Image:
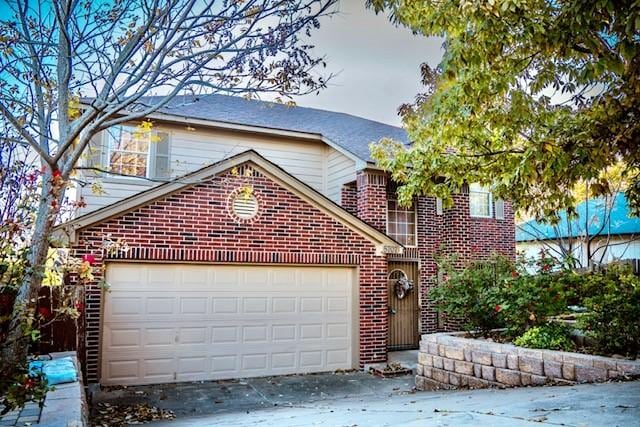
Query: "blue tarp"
517 193 640 242
29 357 77 385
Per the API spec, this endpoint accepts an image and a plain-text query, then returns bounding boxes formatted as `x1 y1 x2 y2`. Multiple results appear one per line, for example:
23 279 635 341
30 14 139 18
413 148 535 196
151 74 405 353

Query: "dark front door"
387 261 420 350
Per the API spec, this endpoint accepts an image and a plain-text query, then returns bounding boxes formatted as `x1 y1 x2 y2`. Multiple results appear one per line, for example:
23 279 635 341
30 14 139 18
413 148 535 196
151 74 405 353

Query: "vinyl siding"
77 123 356 214
326 147 356 204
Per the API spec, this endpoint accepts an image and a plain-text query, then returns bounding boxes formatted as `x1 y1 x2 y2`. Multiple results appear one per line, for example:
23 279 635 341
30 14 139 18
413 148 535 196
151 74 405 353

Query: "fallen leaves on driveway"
91 402 175 426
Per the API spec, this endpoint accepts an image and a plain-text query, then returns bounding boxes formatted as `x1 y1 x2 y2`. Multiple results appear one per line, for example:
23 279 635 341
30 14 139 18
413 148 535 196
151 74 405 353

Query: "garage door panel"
242 297 268 314
272 297 296 313
108 296 143 316
180 297 208 315
272 324 296 341
146 297 174 314
212 297 239 314
147 266 177 286
178 327 208 344
212 326 239 344
106 327 141 349
102 264 356 385
107 265 145 288
106 360 140 381
144 328 175 347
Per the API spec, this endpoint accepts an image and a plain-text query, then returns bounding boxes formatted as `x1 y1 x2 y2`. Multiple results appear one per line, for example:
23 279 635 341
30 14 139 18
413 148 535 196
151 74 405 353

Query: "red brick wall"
356 170 387 232
71 164 388 383
341 182 357 216
368 185 515 336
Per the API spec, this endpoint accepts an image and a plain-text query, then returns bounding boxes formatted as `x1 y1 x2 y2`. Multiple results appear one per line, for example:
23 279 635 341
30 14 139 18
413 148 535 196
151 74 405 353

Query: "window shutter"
436 198 443 215
495 199 505 220
152 132 170 179
84 132 104 177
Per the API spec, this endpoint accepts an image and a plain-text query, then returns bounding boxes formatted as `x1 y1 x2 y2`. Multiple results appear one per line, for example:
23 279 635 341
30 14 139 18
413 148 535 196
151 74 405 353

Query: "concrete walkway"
147 380 640 426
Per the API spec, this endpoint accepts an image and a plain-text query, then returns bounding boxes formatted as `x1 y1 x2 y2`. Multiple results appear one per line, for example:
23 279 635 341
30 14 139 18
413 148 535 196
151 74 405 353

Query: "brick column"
416 196 442 334
359 254 388 366
356 170 387 232
340 183 357 215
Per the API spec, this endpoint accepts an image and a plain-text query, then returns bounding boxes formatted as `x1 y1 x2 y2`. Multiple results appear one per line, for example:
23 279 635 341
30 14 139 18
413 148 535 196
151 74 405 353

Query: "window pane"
469 186 491 217
106 125 151 178
387 199 417 246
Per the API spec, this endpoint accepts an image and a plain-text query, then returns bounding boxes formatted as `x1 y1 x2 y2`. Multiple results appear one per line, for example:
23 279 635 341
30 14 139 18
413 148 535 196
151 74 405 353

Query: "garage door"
101 264 357 385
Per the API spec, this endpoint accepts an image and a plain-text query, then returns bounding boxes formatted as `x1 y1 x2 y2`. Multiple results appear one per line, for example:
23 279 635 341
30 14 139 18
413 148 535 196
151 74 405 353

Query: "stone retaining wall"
39 351 88 426
416 332 640 391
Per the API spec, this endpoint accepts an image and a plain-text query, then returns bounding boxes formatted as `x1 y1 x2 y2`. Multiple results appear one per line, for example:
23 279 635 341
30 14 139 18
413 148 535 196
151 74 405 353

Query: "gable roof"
516 193 640 242
123 93 409 163
57 150 402 255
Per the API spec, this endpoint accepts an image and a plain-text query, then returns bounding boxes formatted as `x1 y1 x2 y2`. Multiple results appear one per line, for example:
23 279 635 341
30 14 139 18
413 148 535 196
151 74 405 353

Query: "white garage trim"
100 263 359 385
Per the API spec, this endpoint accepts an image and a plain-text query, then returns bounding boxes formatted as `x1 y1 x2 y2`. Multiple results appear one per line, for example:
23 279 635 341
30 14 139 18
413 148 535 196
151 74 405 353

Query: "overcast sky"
285 0 444 127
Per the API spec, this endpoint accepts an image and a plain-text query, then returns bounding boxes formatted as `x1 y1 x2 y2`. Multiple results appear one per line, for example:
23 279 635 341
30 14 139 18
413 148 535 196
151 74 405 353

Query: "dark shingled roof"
141 93 409 162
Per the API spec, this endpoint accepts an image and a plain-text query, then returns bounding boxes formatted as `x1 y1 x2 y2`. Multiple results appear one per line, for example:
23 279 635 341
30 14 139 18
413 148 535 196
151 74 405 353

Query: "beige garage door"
101 264 357 385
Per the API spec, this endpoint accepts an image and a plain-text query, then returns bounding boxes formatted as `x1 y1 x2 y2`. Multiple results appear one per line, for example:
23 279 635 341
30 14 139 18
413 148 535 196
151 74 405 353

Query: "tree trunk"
1 173 64 372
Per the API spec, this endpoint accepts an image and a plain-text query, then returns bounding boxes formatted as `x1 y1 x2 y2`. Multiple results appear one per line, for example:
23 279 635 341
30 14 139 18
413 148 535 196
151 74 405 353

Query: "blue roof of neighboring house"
139 93 409 162
516 192 640 242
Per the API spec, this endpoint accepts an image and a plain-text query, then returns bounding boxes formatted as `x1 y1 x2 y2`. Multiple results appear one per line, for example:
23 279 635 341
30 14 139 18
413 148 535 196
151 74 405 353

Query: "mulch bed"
91 402 175 426
369 362 413 378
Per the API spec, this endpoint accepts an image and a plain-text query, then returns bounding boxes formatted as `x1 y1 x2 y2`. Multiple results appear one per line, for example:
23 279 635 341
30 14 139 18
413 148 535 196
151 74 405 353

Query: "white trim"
469 184 493 218
101 125 172 181
386 198 418 248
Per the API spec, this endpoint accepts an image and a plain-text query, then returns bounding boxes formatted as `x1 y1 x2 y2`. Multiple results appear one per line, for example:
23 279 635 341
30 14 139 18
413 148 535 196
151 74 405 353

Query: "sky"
0 0 442 128
286 0 444 127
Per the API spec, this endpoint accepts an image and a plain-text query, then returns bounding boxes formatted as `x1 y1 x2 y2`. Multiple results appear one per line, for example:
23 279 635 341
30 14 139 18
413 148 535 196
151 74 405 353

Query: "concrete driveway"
92 370 415 418
91 371 640 426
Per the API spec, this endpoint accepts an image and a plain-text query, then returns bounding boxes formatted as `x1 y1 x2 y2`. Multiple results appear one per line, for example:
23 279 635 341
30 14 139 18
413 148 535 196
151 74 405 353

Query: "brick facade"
353 178 515 336
356 170 387 232
71 164 388 383
70 157 515 384
341 182 357 216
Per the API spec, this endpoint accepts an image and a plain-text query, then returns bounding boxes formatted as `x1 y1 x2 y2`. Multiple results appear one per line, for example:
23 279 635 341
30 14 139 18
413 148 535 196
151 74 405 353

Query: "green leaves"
514 323 576 352
369 0 640 218
577 263 640 356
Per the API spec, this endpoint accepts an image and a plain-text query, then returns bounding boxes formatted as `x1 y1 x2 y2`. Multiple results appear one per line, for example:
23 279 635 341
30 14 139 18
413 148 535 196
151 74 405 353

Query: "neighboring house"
517 193 640 268
57 94 515 386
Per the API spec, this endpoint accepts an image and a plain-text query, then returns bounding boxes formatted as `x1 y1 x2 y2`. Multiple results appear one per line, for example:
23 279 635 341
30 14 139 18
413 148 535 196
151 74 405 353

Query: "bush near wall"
430 254 640 358
578 264 640 357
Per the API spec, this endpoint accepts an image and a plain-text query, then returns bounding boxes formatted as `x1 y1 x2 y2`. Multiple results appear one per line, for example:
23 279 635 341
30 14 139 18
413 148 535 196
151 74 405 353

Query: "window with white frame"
104 125 170 179
469 183 493 218
387 199 417 246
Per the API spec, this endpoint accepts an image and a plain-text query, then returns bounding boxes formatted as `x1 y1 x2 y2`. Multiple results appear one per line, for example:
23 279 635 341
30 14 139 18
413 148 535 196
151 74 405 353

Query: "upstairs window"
104 125 170 179
387 199 417 246
469 183 492 218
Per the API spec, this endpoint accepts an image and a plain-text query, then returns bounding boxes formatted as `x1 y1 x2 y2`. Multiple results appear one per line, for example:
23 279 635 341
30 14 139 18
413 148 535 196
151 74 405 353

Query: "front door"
387 261 420 350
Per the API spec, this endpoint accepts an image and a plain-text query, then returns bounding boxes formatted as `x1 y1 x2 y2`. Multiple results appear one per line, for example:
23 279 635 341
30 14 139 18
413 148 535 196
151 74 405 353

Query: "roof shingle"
140 93 409 162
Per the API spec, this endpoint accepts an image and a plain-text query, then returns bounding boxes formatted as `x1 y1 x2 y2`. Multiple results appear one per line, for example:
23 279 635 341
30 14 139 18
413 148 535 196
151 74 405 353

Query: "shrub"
498 265 576 337
429 254 512 335
577 263 640 356
430 252 578 338
514 323 575 352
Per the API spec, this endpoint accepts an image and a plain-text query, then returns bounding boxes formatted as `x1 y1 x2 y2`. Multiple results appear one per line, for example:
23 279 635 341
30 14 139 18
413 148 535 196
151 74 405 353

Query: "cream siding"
77 124 358 214
326 147 357 204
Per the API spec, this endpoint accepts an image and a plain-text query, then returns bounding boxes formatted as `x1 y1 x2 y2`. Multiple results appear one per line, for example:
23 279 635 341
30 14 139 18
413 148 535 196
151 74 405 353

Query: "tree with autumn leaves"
368 0 640 221
0 0 335 409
